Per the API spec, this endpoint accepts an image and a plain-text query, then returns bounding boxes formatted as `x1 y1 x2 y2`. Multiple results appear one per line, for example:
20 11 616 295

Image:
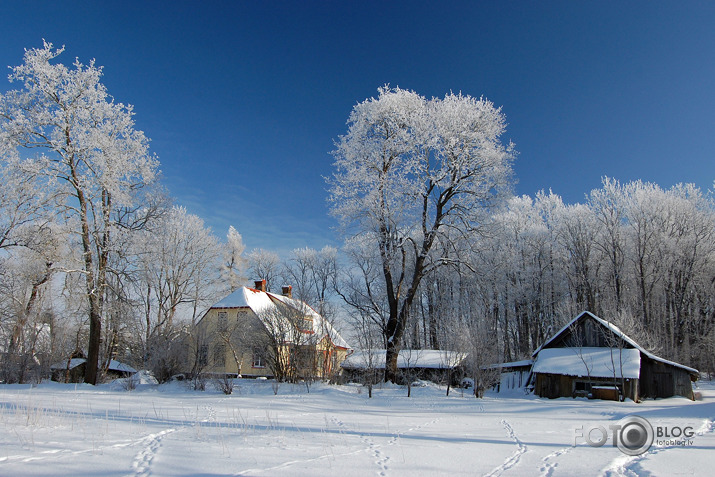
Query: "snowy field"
0 379 713 476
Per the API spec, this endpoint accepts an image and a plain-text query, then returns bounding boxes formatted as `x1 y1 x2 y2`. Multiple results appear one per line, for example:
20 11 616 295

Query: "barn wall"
640 358 694 400
535 373 639 400
535 373 573 398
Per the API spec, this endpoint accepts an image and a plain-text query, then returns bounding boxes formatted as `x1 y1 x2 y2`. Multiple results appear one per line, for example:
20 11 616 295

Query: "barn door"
653 372 673 398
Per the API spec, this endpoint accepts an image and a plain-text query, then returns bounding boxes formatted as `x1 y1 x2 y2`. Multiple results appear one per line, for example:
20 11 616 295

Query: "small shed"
341 350 466 385
50 358 137 383
486 360 533 392
531 311 698 401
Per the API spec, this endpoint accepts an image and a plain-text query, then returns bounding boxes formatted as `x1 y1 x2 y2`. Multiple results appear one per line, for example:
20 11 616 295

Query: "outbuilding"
531 311 698 401
340 349 466 386
50 357 137 383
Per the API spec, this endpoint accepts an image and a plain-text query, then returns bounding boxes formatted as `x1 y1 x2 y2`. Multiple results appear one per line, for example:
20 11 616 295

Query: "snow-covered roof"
107 360 137 373
533 311 698 376
50 358 137 374
341 350 466 370
532 347 641 379
483 359 533 370
50 358 86 370
312 315 351 349
208 286 351 349
212 286 274 311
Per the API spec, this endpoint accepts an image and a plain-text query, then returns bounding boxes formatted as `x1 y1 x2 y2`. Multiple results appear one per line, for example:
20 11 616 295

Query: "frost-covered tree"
223 226 246 292
588 177 627 313
329 86 515 382
134 206 224 349
282 246 338 317
246 248 281 290
0 42 159 384
0 155 52 251
555 203 599 313
0 249 55 383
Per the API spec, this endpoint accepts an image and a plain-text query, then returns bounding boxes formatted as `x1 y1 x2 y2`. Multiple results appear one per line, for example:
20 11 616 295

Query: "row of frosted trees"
0 41 259 384
405 178 715 375
328 86 713 385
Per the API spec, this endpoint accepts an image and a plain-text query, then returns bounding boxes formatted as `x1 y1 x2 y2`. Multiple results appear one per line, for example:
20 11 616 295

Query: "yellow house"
195 280 350 381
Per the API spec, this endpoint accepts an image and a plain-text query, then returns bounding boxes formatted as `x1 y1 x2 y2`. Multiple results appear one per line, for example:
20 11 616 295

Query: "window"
252 350 265 368
217 312 228 332
213 344 226 367
573 381 592 397
198 345 208 367
295 346 314 371
299 317 312 331
574 381 592 392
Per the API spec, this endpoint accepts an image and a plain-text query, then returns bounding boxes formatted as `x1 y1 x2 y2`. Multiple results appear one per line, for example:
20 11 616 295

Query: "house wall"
195 308 273 378
196 308 349 380
315 336 349 379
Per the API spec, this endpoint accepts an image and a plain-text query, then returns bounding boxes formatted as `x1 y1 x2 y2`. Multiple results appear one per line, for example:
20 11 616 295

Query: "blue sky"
2 1 714 253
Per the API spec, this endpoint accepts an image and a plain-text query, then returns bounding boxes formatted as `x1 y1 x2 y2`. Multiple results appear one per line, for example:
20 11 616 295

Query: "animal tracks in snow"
327 414 445 476
330 415 390 475
539 446 572 477
131 428 176 477
484 419 527 477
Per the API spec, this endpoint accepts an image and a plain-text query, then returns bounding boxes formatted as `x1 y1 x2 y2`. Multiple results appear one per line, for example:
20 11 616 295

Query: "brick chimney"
282 285 292 298
254 279 267 292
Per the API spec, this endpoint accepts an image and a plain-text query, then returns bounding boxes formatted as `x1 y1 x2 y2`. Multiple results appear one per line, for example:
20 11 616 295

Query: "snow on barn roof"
341 350 466 370
50 358 86 370
533 311 698 376
532 347 641 379
483 359 534 370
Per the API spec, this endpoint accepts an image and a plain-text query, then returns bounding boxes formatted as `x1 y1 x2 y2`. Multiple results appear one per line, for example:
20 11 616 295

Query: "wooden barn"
531 311 698 401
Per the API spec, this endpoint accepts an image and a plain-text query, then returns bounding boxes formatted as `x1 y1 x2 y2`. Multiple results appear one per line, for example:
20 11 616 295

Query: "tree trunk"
85 303 102 384
76 176 101 385
385 340 400 383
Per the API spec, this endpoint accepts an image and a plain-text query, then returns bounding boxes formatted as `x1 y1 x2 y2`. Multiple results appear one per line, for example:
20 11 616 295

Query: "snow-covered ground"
0 378 713 476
